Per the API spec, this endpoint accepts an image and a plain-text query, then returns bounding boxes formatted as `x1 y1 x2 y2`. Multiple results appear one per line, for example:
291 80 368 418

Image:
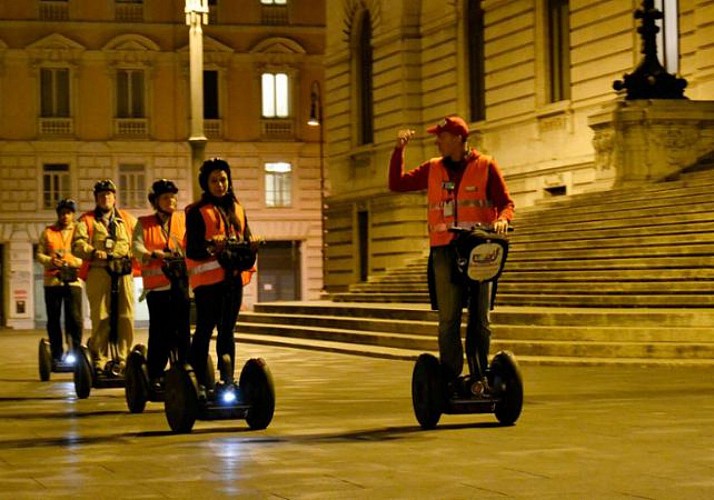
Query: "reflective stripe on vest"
186 203 247 290
138 212 186 290
426 155 497 247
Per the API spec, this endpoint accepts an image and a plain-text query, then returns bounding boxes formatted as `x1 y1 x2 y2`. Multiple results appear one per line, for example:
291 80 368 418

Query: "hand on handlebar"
94 249 108 261
493 219 509 235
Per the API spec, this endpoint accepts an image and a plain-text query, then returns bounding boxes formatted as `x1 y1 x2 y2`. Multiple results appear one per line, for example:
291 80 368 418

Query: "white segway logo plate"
467 242 504 282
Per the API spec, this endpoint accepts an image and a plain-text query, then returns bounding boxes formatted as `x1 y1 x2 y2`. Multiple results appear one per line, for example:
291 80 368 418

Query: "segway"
164 239 275 433
38 264 81 381
125 253 217 412
411 225 523 429
74 255 133 399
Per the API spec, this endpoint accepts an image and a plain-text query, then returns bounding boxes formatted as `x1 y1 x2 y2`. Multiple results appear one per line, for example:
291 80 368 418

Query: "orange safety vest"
186 202 256 290
42 224 82 280
427 154 496 247
77 209 141 280
137 212 186 291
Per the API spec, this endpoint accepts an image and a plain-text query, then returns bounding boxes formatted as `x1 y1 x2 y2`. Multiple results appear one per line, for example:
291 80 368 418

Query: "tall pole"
308 81 326 291
185 0 209 200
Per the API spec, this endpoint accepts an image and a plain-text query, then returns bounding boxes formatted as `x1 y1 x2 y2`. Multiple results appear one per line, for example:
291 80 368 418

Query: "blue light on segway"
65 353 76 365
221 387 237 404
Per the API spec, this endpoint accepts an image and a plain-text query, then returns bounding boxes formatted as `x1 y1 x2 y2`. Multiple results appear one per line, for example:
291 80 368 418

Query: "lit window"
40 68 70 118
42 164 70 209
119 164 146 208
265 162 292 207
261 73 289 118
261 0 287 4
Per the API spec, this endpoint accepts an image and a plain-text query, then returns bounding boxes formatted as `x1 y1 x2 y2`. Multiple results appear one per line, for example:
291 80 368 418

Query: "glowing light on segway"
221 387 237 404
65 353 76 365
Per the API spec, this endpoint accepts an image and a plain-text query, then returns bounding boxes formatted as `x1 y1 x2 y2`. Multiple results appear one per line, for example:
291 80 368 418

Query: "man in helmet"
185 158 257 395
133 179 189 392
72 180 136 374
36 199 83 366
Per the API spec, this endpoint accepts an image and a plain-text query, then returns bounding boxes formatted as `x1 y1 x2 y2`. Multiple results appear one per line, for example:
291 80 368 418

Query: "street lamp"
185 0 209 200
307 80 326 291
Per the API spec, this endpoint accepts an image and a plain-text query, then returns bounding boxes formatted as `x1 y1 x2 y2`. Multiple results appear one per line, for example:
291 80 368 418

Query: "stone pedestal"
588 100 714 186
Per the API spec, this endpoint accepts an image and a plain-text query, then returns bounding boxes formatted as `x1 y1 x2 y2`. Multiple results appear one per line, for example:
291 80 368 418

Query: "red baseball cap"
427 116 469 138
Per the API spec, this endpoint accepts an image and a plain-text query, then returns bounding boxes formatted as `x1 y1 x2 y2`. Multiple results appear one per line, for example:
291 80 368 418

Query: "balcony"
39 118 73 136
39 1 69 21
204 119 223 139
114 118 148 138
261 5 288 25
261 119 294 140
115 3 144 22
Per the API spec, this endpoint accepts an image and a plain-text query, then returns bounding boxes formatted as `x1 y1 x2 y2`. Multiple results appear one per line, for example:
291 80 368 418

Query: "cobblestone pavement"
0 329 713 499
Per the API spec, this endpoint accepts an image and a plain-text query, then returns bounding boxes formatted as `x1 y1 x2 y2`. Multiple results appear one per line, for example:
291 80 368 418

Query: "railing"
39 118 73 136
204 119 223 139
114 118 148 137
261 5 288 25
261 119 293 139
115 3 144 22
39 1 69 21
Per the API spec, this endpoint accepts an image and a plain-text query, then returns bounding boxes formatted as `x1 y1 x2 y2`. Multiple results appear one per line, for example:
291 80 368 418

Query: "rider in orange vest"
36 198 83 365
185 158 257 395
72 179 136 373
133 179 190 392
389 115 515 385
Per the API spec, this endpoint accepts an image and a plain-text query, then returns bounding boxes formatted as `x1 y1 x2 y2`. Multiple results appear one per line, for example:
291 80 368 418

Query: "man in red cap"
389 114 514 389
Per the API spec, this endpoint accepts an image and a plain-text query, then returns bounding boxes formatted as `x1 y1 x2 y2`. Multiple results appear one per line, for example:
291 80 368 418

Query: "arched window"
356 10 373 145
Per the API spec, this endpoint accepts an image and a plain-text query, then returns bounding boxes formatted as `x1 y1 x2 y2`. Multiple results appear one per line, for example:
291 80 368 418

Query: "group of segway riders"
37 115 523 432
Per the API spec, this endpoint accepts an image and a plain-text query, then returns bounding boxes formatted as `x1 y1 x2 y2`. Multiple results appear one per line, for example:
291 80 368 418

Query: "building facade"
322 0 714 291
0 0 325 328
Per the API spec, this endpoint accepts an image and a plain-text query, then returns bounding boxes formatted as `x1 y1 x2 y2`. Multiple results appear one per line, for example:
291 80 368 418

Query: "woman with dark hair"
185 158 257 395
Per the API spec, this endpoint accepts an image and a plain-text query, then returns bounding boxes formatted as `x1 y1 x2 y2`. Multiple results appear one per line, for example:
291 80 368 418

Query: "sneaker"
149 378 164 393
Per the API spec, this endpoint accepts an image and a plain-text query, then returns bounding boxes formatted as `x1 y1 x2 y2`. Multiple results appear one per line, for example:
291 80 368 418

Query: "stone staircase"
237 168 714 366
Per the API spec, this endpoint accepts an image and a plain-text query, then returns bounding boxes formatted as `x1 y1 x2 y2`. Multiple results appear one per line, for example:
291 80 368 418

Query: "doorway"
257 240 301 302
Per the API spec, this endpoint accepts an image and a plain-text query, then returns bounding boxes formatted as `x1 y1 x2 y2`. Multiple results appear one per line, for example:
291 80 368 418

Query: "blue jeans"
431 245 492 380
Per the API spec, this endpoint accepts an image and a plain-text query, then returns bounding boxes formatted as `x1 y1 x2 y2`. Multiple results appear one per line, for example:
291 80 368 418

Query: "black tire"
38 339 52 381
239 358 275 430
74 345 93 399
125 345 149 413
411 353 445 430
491 350 524 425
164 364 199 433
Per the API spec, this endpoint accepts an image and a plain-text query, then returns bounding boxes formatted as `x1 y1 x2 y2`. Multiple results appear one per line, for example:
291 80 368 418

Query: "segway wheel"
125 345 149 413
74 345 93 399
38 339 52 381
239 358 275 430
164 364 199 433
490 350 524 426
411 353 445 430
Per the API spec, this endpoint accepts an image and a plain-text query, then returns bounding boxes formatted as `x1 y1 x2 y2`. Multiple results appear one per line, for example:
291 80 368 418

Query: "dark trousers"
189 279 243 387
146 287 191 380
44 285 83 360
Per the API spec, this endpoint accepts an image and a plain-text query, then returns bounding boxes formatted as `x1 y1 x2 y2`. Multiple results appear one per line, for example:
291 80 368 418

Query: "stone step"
240 311 714 342
253 302 714 327
237 332 714 366
332 291 714 307
236 323 714 361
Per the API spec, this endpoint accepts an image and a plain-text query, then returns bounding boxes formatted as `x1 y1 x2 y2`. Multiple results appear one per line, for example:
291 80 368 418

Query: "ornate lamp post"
613 0 687 100
307 81 326 291
185 0 209 200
